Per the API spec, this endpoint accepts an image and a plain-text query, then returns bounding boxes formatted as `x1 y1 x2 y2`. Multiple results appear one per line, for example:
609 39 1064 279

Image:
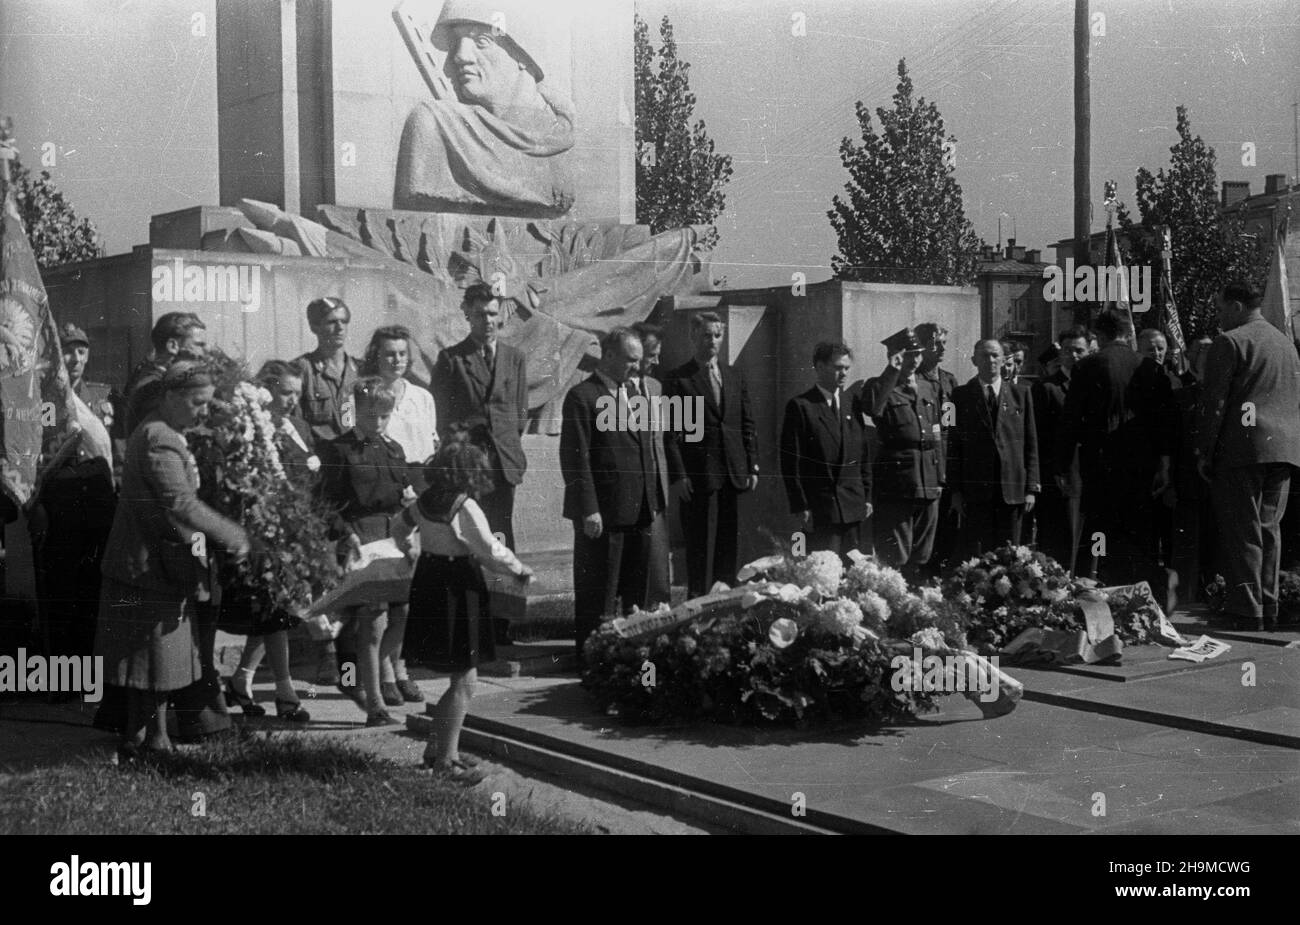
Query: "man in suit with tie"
1196 282 1300 630
1056 311 1173 596
629 322 685 606
780 341 873 558
948 339 1040 555
561 328 664 657
432 282 530 644
662 312 759 594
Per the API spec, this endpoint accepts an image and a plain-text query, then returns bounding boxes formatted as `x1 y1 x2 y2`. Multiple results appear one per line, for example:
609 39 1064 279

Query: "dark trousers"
874 496 939 577
1210 463 1292 621
680 484 740 595
808 520 863 562
1033 485 1080 572
961 497 1024 557
645 509 672 608
573 521 653 656
926 490 958 576
32 480 114 660
1080 468 1166 596
481 479 516 551
481 478 517 635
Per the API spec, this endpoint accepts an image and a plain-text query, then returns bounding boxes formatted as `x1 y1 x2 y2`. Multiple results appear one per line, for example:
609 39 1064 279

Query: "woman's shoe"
276 700 310 723
395 679 425 703
224 678 267 717
379 682 404 707
365 710 398 728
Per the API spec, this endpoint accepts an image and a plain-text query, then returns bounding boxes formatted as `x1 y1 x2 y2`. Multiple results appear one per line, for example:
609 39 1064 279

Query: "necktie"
483 343 494 368
986 384 998 421
708 362 722 405
627 378 641 398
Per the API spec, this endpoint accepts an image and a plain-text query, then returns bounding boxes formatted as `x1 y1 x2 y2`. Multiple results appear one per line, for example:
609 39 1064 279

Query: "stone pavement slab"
459 674 1300 834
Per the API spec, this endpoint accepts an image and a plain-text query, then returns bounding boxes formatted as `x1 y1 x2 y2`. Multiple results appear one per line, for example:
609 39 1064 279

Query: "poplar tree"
829 59 981 285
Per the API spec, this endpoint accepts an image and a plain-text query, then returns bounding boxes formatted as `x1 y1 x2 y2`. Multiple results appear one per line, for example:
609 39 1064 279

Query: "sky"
1 0 1296 290
638 0 1300 287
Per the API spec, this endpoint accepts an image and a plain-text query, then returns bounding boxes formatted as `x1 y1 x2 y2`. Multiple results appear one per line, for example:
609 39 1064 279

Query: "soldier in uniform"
863 328 945 579
293 296 363 449
915 322 959 575
28 324 117 672
120 312 208 437
292 296 362 686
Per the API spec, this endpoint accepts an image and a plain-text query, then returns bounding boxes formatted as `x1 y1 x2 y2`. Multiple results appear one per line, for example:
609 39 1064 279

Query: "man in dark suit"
561 328 663 656
948 339 1040 554
1031 326 1089 571
1056 311 1173 596
780 341 873 558
864 328 944 578
1196 282 1300 630
662 312 758 594
630 322 685 606
432 282 530 643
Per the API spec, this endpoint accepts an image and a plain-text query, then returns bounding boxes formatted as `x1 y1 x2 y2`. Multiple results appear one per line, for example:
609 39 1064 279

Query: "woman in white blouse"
392 430 532 784
363 325 440 706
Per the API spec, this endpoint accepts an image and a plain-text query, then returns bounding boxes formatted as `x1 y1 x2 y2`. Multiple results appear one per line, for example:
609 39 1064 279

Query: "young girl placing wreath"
391 428 533 784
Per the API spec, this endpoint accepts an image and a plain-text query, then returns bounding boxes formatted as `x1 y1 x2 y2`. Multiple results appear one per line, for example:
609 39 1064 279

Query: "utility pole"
1073 0 1092 325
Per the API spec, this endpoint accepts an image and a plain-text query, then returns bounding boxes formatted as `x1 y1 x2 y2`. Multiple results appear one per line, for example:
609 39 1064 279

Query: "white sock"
233 667 255 697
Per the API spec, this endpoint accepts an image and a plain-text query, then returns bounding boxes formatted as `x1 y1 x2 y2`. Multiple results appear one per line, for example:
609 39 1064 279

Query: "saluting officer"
862 328 945 578
914 322 959 574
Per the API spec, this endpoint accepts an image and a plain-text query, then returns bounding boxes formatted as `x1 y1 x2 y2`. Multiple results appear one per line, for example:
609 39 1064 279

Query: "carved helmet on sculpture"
431 0 549 83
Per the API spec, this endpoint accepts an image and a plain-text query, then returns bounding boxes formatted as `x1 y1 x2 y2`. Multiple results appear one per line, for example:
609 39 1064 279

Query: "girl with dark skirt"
391 431 532 784
220 361 319 722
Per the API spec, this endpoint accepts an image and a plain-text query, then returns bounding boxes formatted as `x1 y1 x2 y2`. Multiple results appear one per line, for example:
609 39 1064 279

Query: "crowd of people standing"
6 276 1297 775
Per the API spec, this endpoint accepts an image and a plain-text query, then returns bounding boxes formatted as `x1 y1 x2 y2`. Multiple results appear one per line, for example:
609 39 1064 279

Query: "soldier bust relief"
394 0 576 217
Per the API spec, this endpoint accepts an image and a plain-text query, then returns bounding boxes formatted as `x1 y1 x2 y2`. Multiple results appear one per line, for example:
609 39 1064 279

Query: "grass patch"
0 728 591 835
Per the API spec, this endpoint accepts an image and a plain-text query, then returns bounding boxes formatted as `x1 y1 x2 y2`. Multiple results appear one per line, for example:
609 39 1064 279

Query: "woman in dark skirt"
391 430 532 783
95 362 250 760
220 361 320 722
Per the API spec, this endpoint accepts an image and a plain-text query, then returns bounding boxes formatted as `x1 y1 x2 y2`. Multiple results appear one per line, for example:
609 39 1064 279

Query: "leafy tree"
634 14 733 250
5 155 102 270
829 59 982 286
1118 105 1267 339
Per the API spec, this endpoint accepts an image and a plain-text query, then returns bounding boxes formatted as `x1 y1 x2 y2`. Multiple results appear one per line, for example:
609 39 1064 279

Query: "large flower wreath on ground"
582 548 1020 727
942 544 1167 652
186 351 340 624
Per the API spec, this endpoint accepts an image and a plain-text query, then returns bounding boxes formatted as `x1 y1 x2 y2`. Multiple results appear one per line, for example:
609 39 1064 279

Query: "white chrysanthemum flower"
1014 546 1032 563
855 589 891 625
920 585 945 606
1026 561 1044 579
817 598 863 636
910 627 947 650
795 550 844 597
995 575 1013 597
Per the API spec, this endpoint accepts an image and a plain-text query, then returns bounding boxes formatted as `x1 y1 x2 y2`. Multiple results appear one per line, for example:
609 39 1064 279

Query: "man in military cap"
28 323 117 674
914 322 959 574
395 0 576 216
863 328 945 578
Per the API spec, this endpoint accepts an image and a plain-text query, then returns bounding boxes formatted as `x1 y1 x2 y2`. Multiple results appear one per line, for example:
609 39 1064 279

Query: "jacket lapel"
463 340 491 403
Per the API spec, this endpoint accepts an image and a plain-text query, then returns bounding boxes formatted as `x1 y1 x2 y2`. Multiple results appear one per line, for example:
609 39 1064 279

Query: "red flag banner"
0 177 75 507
